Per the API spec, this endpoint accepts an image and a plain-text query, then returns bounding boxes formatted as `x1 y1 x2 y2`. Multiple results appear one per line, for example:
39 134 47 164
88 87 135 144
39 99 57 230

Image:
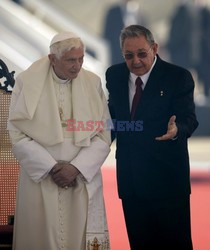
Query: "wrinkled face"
122 36 158 76
49 47 84 80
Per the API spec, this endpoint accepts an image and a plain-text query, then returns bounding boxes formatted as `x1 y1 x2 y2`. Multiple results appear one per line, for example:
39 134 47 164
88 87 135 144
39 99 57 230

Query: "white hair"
50 38 85 59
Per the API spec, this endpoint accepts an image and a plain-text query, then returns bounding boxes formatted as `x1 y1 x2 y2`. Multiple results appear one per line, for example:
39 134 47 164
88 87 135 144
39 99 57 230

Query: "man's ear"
153 43 158 54
48 54 56 65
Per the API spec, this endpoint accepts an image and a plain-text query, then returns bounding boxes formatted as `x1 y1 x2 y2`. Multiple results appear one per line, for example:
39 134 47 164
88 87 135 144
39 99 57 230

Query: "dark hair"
120 25 155 49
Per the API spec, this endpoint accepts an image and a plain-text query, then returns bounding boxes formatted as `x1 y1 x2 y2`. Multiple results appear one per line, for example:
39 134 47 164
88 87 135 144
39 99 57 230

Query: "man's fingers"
155 115 177 140
169 115 176 125
50 164 62 175
155 134 170 141
50 161 70 175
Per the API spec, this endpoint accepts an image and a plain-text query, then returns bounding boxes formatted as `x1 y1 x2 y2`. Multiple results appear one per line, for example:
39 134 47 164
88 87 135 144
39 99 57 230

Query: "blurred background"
0 0 210 249
1 0 209 144
1 0 210 132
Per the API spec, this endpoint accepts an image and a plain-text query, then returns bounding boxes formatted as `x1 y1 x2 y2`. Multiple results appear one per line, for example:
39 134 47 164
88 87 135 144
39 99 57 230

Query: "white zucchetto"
50 31 80 47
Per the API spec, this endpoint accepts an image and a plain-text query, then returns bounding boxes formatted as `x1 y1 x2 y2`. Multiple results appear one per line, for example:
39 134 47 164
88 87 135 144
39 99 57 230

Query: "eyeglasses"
123 46 152 60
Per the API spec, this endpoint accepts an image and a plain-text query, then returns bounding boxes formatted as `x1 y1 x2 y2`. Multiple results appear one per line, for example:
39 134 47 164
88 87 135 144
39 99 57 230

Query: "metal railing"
0 0 110 83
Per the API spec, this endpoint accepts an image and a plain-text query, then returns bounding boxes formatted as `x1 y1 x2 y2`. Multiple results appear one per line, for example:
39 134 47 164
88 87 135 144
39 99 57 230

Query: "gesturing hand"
50 161 79 188
155 115 178 141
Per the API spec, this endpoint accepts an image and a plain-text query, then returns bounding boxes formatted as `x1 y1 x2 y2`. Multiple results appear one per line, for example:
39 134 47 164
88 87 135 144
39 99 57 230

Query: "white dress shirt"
129 56 157 110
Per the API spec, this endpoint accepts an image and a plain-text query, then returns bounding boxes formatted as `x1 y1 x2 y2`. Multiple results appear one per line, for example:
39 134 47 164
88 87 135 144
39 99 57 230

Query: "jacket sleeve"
7 77 57 183
173 69 199 139
70 83 111 183
11 136 57 182
71 136 110 183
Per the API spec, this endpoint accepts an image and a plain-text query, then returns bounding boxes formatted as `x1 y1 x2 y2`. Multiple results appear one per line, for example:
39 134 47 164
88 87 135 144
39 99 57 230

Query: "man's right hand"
50 161 79 188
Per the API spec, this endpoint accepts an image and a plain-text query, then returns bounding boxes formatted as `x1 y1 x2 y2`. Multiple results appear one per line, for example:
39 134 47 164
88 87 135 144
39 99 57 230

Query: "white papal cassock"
7 57 111 250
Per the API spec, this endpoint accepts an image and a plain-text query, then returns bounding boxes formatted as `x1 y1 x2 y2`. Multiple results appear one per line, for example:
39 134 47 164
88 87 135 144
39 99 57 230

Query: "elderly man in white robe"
7 32 111 250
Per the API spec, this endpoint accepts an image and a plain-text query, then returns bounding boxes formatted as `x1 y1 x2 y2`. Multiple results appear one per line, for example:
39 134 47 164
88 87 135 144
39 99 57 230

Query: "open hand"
155 115 178 141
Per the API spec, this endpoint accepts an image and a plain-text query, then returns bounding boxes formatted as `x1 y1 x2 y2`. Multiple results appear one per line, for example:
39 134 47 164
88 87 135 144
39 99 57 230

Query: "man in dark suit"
105 25 198 250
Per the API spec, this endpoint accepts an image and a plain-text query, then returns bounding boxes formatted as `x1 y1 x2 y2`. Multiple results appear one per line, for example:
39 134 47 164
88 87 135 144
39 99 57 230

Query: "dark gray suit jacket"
106 55 198 200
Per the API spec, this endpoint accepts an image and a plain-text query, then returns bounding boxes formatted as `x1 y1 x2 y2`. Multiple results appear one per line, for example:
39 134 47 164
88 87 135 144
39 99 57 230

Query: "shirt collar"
51 67 71 84
130 55 157 87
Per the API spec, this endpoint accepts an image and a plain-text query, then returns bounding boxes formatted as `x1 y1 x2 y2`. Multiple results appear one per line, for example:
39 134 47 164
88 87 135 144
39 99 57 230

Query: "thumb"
169 115 176 124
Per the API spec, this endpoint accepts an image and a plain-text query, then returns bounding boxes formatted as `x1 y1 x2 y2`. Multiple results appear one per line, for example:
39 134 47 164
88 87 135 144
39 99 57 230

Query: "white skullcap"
50 31 80 47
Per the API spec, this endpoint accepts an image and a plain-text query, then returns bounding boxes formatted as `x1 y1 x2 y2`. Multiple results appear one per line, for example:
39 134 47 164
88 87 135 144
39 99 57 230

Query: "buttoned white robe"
8 57 111 250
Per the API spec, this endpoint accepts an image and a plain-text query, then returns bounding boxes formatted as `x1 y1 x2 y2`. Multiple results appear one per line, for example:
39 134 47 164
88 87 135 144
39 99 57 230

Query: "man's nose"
133 54 141 63
73 60 81 68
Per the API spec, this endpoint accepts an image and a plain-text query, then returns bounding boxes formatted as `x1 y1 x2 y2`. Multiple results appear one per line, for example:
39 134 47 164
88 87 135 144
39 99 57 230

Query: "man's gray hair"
50 38 85 59
120 25 155 49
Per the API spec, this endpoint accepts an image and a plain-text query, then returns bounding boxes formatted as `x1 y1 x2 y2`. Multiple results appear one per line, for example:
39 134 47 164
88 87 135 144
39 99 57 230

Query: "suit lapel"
117 64 131 120
112 58 165 120
135 56 165 116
